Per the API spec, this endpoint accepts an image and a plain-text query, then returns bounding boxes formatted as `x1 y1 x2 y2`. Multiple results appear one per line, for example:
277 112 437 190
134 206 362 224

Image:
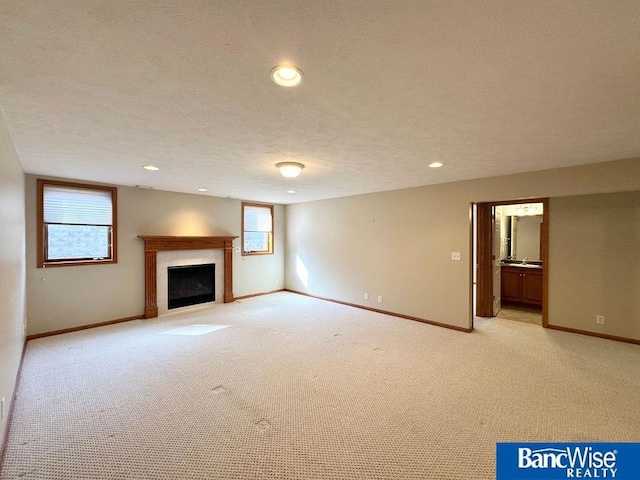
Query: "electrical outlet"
274 279 279 285
451 252 461 261
377 295 383 303
364 293 369 300
234 246 240 253
596 315 605 325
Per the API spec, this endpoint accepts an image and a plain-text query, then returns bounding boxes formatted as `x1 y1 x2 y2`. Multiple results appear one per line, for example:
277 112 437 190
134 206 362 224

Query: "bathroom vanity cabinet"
501 265 543 307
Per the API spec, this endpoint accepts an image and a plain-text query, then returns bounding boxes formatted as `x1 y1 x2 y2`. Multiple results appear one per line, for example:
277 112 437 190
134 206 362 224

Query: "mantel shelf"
138 235 238 252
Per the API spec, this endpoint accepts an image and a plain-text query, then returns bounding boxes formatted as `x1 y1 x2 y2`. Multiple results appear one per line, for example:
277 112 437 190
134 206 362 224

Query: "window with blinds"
242 202 274 255
38 179 117 267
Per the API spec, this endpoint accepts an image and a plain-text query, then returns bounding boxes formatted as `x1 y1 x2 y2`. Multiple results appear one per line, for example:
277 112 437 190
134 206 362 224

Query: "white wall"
285 158 640 338
20 158 640 341
286 185 474 329
549 191 640 339
25 176 285 335
0 113 26 445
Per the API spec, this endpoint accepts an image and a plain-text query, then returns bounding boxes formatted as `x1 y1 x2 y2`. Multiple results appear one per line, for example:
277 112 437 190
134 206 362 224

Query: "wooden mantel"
138 235 238 319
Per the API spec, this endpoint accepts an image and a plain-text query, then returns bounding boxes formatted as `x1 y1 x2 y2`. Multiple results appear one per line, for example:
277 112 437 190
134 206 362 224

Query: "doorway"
473 198 549 328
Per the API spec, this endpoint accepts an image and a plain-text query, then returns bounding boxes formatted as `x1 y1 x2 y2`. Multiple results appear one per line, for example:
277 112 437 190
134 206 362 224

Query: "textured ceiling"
1 1 639 204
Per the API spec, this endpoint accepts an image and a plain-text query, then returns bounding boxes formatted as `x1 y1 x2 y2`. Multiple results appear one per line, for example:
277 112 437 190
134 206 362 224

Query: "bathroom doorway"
473 198 549 328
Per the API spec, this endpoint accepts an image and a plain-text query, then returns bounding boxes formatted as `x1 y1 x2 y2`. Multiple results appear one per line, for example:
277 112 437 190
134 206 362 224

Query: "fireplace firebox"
168 263 215 309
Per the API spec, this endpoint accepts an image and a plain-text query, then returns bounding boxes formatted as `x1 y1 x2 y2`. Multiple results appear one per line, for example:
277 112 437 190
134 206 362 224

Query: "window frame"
37 179 118 268
241 202 274 256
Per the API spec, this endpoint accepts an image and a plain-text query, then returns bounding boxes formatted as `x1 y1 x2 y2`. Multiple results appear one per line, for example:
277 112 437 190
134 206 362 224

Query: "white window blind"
43 185 113 225
244 205 272 232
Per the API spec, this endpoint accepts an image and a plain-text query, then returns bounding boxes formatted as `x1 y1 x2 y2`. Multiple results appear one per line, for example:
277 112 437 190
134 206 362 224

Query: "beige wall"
0 114 26 444
19 158 640 339
285 158 640 338
25 176 285 335
549 191 640 339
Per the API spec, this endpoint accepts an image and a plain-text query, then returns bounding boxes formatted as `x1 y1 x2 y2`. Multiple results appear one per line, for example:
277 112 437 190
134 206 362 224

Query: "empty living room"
1 2 639 479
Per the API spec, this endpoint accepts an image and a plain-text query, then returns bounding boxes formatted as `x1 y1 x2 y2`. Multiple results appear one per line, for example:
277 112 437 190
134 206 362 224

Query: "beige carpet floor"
1 292 639 479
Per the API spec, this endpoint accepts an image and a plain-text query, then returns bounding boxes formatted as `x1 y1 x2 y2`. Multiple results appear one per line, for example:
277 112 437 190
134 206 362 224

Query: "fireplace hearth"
168 263 215 309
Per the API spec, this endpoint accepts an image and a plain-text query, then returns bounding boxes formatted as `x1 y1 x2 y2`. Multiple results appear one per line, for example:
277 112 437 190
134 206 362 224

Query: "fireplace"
138 236 237 318
168 263 215 309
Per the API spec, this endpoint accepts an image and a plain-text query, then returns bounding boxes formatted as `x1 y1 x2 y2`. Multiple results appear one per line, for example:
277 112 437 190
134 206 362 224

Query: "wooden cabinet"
501 267 525 303
522 270 543 305
501 266 542 307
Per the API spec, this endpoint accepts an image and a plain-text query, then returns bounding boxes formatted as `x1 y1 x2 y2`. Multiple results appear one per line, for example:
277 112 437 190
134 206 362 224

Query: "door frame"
475 203 493 317
474 198 549 327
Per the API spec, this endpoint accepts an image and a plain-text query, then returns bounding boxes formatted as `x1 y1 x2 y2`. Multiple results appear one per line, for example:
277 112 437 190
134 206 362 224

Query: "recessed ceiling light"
197 188 208 192
429 161 444 168
270 65 303 87
287 190 296 194
143 165 159 171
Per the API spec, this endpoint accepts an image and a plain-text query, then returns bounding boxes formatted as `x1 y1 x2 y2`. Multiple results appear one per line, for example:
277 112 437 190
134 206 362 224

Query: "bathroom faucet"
522 257 528 265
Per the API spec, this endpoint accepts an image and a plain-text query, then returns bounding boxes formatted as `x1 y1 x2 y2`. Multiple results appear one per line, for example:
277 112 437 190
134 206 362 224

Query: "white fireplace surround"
157 249 224 316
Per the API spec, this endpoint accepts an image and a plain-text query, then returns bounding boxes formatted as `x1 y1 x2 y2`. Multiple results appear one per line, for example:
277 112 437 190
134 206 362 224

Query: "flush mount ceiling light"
516 205 537 216
287 190 296 194
197 188 208 192
270 65 303 87
429 161 444 168
143 164 159 171
276 162 305 178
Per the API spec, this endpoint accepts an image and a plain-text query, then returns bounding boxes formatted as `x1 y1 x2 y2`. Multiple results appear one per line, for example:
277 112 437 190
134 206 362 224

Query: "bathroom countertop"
500 263 542 269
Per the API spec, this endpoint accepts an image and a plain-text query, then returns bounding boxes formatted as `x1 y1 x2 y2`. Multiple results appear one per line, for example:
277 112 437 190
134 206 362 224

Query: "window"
242 202 273 255
37 179 117 267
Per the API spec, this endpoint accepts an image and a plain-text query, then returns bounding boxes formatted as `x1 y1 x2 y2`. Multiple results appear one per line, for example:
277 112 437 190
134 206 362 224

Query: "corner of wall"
0 111 27 459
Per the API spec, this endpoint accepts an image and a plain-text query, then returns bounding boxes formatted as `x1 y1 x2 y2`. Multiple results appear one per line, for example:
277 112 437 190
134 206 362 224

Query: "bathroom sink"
501 261 542 269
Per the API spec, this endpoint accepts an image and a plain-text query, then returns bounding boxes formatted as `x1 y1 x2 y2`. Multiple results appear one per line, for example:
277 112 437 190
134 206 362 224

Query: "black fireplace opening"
168 263 215 309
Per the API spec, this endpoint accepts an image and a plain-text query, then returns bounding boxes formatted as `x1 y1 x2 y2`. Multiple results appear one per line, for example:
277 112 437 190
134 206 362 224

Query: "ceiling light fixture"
276 162 305 178
197 188 208 192
270 65 303 87
287 190 296 194
143 165 159 171
429 161 444 168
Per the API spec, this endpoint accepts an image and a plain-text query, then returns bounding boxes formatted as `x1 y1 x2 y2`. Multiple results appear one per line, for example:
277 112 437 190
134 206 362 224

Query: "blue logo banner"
497 443 640 479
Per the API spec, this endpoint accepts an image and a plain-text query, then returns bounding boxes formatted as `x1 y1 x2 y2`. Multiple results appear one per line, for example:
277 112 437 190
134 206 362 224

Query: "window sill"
38 259 117 268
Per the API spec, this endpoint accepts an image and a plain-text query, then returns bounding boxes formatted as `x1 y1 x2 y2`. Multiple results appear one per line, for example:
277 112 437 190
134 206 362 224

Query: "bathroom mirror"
503 215 542 261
